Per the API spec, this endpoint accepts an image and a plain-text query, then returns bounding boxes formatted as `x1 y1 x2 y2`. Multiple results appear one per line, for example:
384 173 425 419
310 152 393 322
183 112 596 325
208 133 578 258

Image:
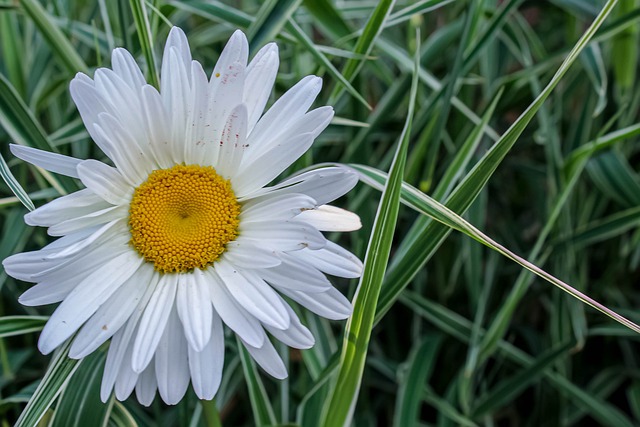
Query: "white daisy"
3 27 362 405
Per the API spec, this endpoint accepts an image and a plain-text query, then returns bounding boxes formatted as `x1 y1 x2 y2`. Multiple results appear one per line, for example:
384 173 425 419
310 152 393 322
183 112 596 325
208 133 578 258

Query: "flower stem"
201 399 222 427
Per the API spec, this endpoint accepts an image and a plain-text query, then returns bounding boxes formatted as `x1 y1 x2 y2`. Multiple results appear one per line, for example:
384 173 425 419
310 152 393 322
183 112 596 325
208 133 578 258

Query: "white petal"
155 305 190 405
246 167 359 205
188 310 224 400
24 188 109 228
241 333 287 379
239 219 326 251
265 304 314 349
278 286 352 320
114 336 139 401
176 271 212 352
93 113 153 185
47 204 127 236
240 193 317 222
46 220 119 260
37 251 143 354
242 105 333 168
165 48 192 164
215 259 290 329
69 264 155 358
77 160 132 205
206 269 264 348
259 253 332 293
244 43 278 132
215 103 248 179
141 85 173 169
132 274 178 373
233 132 314 196
70 74 116 151
247 75 322 155
291 241 363 279
101 271 159 402
135 362 157 406
160 27 192 101
223 238 281 269
111 48 146 90
296 205 362 232
183 60 210 165
212 30 249 76
10 144 81 178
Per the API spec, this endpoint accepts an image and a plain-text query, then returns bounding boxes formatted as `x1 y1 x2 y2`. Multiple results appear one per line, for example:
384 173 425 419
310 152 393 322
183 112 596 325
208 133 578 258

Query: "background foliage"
0 0 639 426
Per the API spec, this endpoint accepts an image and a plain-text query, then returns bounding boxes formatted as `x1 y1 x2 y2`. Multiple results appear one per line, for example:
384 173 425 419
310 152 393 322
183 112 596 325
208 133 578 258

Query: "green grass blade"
170 0 252 27
0 316 47 338
320 32 419 427
15 340 82 427
0 74 54 152
51 351 113 427
374 0 621 324
402 292 636 427
353 164 640 334
0 152 35 211
129 0 159 89
246 0 302 54
285 20 371 110
302 0 351 38
238 340 277 427
587 150 640 207
565 205 640 248
328 0 397 103
393 335 442 427
19 0 88 75
109 401 138 427
471 341 574 417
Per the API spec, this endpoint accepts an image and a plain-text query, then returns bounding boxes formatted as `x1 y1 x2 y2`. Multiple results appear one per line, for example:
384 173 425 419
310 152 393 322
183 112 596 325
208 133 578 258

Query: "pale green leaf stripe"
320 33 419 427
0 152 35 211
286 20 372 110
353 164 640 335
374 0 621 323
130 0 159 89
51 351 112 427
109 402 138 427
19 0 88 75
0 74 75 195
329 0 397 103
15 340 82 427
402 292 635 427
0 316 47 338
238 340 277 427
393 335 442 427
247 0 302 54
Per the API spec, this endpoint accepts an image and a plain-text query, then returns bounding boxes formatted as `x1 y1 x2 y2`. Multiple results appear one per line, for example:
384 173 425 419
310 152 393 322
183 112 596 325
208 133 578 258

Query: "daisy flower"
3 27 362 405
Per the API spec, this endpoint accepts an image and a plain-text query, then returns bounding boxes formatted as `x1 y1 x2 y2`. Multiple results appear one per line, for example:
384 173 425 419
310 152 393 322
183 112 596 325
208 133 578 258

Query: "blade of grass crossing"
401 292 636 427
374 0 622 324
328 0 397 103
238 340 277 427
393 335 443 427
353 164 640 334
129 0 159 88
19 0 88 75
285 20 371 110
0 316 47 338
15 340 82 427
320 33 419 427
51 351 113 427
246 0 302 54
0 152 35 211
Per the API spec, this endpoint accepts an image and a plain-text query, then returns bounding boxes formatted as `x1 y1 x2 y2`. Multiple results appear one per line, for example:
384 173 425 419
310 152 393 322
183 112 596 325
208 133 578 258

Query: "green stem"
201 399 222 427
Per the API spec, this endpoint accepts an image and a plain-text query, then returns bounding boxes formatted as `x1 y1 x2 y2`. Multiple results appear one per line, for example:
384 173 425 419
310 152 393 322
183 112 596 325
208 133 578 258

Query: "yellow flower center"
128 164 241 273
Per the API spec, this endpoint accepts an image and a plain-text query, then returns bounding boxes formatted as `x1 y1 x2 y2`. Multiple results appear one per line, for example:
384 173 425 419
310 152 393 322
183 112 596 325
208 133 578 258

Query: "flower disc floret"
128 164 240 273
